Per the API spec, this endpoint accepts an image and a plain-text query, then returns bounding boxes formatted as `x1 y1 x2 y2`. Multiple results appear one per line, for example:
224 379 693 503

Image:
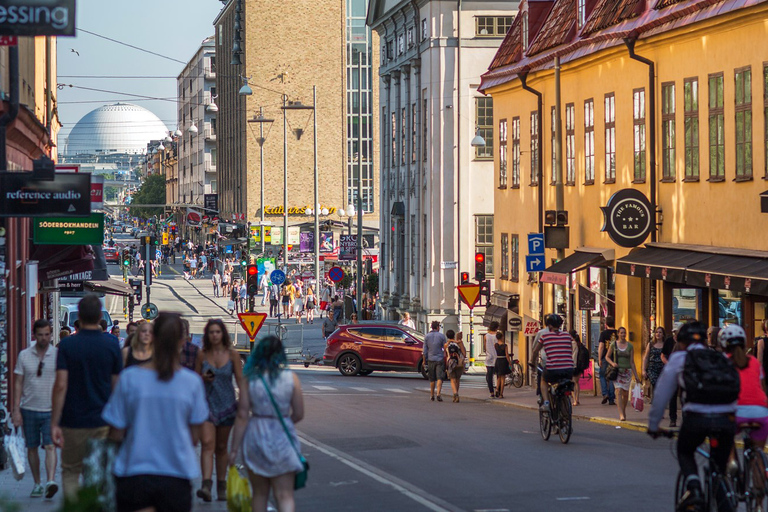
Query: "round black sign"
508 317 522 329
600 189 654 248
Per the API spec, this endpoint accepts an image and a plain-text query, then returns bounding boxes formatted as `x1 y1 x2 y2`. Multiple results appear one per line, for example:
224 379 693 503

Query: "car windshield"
400 326 425 342
66 309 113 327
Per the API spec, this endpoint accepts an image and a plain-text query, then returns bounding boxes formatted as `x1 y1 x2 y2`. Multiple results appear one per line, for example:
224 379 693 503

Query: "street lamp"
239 76 253 96
248 109 275 253
471 128 486 148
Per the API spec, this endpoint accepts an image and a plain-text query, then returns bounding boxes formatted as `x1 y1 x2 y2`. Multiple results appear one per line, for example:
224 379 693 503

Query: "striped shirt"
537 329 574 370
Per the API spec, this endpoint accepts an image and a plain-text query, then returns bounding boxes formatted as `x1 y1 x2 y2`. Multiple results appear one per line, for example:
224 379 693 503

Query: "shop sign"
204 194 218 213
0 0 76 37
320 232 334 252
186 208 201 227
33 213 104 245
263 205 337 216
541 272 567 285
578 285 596 310
523 316 540 336
339 235 356 261
0 172 91 217
91 175 103 210
271 227 282 245
600 188 654 248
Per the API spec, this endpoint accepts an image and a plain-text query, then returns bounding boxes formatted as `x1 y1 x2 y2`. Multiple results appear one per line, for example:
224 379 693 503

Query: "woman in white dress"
229 336 305 512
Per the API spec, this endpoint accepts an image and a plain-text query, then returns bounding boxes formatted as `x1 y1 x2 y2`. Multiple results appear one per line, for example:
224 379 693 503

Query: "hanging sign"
339 235 356 261
0 0 76 37
0 172 91 217
33 213 104 245
600 189 654 248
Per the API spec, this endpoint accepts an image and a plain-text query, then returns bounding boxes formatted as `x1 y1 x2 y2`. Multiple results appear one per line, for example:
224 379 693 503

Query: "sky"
56 0 225 141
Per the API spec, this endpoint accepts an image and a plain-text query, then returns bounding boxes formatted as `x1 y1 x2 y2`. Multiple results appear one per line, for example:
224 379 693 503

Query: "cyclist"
529 314 575 412
648 321 739 511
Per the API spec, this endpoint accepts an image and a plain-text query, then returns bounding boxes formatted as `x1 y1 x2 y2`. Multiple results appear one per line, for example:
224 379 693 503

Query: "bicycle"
273 313 288 341
730 422 768 512
505 358 524 388
530 364 573 444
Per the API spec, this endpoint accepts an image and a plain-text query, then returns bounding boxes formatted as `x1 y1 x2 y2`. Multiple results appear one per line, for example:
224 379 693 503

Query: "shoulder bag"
604 342 619 381
259 374 309 490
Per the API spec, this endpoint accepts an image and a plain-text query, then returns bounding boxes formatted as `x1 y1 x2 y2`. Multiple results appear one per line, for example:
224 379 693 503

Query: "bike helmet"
717 324 746 349
544 314 564 329
677 320 707 345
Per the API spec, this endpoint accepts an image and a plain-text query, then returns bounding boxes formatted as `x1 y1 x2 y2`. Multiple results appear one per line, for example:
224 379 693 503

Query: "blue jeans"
599 361 615 401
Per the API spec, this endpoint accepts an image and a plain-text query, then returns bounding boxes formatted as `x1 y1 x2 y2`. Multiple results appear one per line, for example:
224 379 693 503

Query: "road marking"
556 497 590 501
474 509 510 512
386 388 410 393
350 387 373 392
312 385 336 391
299 433 460 512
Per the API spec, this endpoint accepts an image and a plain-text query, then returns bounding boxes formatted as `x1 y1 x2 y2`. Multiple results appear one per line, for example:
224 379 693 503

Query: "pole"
144 242 151 307
356 59 364 310
282 95 289 270
259 107 266 253
313 86 320 292
469 308 474 362
555 57 566 325
456 0 463 336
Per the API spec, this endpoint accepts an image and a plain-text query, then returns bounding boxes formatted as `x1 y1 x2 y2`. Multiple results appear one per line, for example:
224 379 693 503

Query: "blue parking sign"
528 233 545 255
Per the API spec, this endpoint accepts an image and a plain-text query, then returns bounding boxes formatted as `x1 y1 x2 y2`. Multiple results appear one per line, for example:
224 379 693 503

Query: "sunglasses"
37 361 44 377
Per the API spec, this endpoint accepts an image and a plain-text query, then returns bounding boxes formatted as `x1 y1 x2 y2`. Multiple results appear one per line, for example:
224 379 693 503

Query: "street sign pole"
469 308 474 363
145 242 151 307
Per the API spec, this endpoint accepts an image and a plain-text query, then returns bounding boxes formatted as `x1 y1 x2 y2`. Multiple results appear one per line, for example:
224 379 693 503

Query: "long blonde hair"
131 321 153 352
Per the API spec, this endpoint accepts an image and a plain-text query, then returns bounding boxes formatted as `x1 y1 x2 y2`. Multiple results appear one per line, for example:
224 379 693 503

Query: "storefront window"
672 288 703 324
754 301 768 338
718 290 743 327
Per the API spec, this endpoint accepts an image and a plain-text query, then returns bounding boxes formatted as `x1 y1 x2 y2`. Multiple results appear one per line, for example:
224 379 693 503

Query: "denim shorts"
21 409 52 448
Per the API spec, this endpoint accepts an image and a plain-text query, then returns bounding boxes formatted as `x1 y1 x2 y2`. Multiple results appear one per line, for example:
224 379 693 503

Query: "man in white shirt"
485 321 499 399
259 272 270 306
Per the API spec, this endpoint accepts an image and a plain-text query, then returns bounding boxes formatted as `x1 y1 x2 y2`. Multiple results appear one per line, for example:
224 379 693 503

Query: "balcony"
204 123 216 141
204 66 216 80
204 155 216 173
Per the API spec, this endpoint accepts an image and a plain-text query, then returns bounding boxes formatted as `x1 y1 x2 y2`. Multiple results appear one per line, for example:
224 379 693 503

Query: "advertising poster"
270 227 282 245
299 232 314 253
320 232 334 252
288 226 300 245
339 235 357 261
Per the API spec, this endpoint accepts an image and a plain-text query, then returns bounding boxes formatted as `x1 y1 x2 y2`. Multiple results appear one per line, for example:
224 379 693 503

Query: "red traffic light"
247 265 258 276
475 252 485 264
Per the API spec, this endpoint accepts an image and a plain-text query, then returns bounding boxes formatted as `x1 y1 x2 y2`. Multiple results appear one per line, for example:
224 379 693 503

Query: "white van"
60 303 114 331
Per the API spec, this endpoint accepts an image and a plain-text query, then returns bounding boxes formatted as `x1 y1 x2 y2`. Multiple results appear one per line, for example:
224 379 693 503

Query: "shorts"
21 409 52 448
427 360 446 382
542 368 574 385
116 474 192 512
736 415 768 442
282 296 290 304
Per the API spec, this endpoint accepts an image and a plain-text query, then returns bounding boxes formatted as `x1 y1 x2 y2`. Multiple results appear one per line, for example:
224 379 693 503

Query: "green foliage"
0 495 21 512
366 272 379 295
129 174 166 220
59 486 103 512
339 273 353 290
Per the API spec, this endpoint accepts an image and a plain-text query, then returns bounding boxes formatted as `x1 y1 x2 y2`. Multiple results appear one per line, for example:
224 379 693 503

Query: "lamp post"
466 126 485 361
247 109 274 253
356 56 364 313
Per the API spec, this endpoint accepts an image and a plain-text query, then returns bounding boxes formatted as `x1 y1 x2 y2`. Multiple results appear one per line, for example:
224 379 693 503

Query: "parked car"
323 323 428 378
60 303 113 332
104 247 119 263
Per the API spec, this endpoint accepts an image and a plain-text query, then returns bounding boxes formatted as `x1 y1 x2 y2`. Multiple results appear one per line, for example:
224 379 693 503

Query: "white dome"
65 103 169 155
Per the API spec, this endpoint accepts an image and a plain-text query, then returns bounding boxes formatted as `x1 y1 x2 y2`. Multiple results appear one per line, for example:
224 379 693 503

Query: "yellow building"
479 0 768 373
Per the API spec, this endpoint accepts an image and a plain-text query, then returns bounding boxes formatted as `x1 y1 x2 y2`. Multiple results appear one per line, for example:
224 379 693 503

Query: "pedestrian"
662 324 683 427
180 318 199 372
199 253 207 278
50 294 123 498
230 281 240 315
604 326 640 422
212 269 222 298
282 280 295 319
597 316 618 406
443 330 466 403
294 283 304 324
707 325 721 351
269 282 280 318
125 321 138 341
228 335 305 512
399 312 415 329
239 279 248 312
756 320 768 388
12 319 59 499
195 319 245 502
260 271 270 306
190 255 198 278
183 255 191 280
222 269 231 298
642 326 667 403
484 321 499 399
571 330 588 406
305 285 316 324
349 313 359 324
423 321 447 401
331 294 344 323
102 312 209 512
493 331 512 398
122 320 153 368
322 308 337 339
101 320 121 349
319 283 331 312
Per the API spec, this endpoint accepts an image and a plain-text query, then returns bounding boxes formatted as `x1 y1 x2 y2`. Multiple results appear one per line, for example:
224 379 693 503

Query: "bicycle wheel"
746 451 768 512
539 408 551 441
675 471 686 511
274 324 287 339
511 363 524 388
558 395 573 444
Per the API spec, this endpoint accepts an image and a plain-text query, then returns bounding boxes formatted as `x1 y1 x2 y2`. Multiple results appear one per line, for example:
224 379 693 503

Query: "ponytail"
731 345 749 370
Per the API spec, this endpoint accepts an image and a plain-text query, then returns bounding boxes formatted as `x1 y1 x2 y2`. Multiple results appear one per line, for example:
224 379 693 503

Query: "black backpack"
576 343 590 373
682 349 740 405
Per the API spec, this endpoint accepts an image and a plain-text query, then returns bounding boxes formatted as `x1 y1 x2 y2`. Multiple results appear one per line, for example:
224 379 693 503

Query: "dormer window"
577 0 586 28
522 12 528 51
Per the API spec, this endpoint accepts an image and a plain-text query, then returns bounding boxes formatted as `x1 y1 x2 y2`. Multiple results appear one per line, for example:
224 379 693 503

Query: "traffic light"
246 265 259 296
129 279 142 303
122 249 131 268
240 256 248 267
460 272 470 285
474 252 485 282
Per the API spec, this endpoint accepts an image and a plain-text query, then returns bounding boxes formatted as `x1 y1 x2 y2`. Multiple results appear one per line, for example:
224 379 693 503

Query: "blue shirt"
102 366 209 480
56 328 123 428
423 331 447 362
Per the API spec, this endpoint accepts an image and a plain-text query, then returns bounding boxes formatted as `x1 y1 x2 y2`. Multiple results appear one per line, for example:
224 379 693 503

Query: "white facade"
177 36 218 207
368 0 518 332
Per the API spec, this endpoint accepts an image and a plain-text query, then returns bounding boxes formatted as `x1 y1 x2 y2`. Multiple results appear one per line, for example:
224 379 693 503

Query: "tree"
129 174 165 219
366 272 379 295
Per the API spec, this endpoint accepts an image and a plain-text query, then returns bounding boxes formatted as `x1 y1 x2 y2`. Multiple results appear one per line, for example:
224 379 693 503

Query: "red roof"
581 0 644 35
527 0 577 55
488 11 524 70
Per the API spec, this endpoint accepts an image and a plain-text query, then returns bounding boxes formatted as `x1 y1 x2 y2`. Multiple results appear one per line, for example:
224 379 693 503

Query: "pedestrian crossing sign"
457 284 481 309
237 313 267 340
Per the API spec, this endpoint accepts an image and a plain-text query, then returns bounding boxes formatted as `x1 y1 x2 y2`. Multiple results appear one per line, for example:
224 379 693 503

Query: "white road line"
386 388 411 393
299 433 460 512
350 387 374 392
312 385 336 391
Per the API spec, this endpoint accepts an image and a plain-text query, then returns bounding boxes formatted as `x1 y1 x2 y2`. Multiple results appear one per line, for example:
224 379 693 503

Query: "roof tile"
581 0 644 35
527 0 577 55
488 12 524 69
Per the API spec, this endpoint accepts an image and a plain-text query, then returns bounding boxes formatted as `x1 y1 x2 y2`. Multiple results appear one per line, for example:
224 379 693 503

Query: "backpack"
682 349 740 405
576 343 590 373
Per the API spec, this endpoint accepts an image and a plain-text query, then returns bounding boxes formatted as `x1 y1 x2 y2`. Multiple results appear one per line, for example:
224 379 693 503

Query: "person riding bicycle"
648 320 740 511
529 314 575 412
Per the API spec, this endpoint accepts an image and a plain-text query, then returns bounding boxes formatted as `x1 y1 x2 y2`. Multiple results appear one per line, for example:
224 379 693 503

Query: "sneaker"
609 400 616 406
431 395 435 401
539 401 550 412
30 484 44 498
44 481 58 499
601 396 609 405
436 395 443 402
678 483 704 511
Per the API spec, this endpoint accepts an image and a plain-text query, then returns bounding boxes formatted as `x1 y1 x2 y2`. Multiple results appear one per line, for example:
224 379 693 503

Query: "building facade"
368 0 518 336
177 36 218 208
214 0 379 244
480 0 768 373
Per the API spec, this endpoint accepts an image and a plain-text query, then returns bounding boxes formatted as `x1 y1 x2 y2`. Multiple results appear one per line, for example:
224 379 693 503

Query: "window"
499 119 508 188
709 73 725 180
684 78 699 179
421 19 428 40
565 103 575 185
423 94 428 162
633 88 646 182
584 99 594 184
605 93 616 183
662 82 676 180
511 117 521 188
411 103 417 163
475 16 513 37
407 28 414 47
511 234 519 282
551 106 557 184
522 12 528 51
410 215 416 275
577 0 586 28
500 233 509 279
735 67 753 179
475 215 494 277
401 107 406 165
530 111 539 185
386 41 393 61
391 112 397 166
397 34 404 55
475 97 493 159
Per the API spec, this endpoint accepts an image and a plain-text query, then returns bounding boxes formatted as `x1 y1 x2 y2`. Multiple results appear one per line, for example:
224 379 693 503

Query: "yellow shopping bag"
227 466 252 512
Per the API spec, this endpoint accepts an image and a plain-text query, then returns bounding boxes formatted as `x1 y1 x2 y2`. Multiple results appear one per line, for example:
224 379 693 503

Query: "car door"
379 328 421 369
346 327 388 366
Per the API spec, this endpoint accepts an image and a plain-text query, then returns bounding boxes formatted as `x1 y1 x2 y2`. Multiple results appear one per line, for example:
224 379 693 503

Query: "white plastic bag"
4 427 26 480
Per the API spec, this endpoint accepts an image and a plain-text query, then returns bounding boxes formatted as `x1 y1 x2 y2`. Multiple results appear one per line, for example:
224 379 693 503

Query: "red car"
104 247 119 263
323 323 428 378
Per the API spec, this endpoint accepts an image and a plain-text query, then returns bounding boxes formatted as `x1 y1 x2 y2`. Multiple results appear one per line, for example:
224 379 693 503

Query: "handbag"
603 343 619 381
259 374 309 490
4 427 26 481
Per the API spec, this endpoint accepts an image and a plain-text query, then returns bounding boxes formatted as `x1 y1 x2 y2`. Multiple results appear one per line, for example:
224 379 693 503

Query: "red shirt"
735 355 768 407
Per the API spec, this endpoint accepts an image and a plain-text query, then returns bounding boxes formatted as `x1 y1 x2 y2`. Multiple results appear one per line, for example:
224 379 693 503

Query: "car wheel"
359 370 373 376
337 353 362 376
418 360 429 380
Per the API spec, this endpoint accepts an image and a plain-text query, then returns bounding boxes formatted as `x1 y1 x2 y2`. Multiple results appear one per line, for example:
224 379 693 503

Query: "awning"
84 279 133 297
32 245 95 282
482 305 508 331
616 243 768 296
541 247 614 284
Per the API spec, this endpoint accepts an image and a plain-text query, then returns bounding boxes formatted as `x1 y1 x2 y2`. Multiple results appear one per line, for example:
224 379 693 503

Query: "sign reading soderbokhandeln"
0 0 76 37
33 213 104 245
0 172 91 217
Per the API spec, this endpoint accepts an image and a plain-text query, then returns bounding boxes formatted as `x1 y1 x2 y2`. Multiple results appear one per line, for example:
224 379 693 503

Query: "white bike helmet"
717 324 746 349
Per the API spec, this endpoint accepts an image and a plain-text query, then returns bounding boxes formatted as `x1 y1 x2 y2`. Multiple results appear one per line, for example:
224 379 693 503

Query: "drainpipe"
518 71 543 321
624 34 657 243
0 45 20 169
